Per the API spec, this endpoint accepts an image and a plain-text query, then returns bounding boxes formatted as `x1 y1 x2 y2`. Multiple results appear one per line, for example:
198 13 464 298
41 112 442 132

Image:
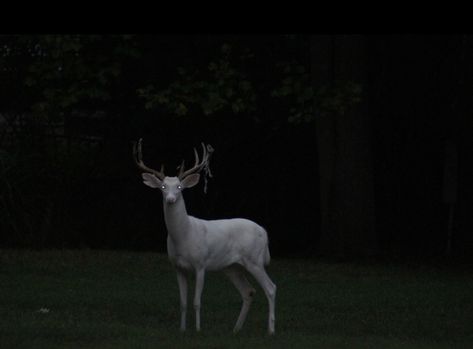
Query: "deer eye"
161 185 166 190
177 185 182 190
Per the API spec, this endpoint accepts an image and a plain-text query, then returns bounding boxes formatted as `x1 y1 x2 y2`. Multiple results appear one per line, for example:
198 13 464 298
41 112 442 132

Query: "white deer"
133 139 276 335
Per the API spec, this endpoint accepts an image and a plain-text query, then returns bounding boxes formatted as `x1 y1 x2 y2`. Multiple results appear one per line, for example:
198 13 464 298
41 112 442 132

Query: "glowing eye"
161 185 166 189
177 185 182 190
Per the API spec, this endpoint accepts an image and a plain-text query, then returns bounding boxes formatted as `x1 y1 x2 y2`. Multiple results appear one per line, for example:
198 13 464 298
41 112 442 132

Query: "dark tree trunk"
311 35 377 257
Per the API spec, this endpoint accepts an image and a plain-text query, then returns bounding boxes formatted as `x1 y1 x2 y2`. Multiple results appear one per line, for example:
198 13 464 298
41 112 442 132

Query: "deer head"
133 138 213 204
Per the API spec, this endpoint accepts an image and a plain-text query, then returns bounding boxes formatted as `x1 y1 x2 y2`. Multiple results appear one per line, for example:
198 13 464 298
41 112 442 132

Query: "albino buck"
133 139 276 334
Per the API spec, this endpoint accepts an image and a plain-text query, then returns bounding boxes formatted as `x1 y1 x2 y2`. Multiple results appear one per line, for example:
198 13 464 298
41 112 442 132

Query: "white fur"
142 174 276 334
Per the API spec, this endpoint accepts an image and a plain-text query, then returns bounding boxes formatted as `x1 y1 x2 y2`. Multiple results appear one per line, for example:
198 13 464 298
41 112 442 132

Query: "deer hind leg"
224 266 256 333
245 263 276 335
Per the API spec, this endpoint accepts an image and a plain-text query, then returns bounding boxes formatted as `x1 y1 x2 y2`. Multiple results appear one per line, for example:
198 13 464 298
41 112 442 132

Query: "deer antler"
132 138 166 180
178 142 214 180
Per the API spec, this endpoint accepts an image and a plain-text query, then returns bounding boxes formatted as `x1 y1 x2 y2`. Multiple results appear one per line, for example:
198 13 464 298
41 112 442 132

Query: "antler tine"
201 142 207 161
178 159 185 177
132 138 166 180
193 147 199 167
178 142 213 180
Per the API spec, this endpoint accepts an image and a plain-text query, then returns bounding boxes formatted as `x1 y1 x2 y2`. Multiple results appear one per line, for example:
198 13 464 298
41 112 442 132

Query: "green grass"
1 250 472 348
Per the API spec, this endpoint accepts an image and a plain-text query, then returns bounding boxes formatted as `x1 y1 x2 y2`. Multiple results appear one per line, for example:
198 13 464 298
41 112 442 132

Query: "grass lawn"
1 249 472 348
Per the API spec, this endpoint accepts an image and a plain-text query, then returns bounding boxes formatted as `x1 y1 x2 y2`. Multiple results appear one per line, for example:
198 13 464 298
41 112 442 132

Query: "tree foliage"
1 35 362 125
0 34 360 250
137 37 362 125
0 35 142 247
138 43 258 116
1 35 140 118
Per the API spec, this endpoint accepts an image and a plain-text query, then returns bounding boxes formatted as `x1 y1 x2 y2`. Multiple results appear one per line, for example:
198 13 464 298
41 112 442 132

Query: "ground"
1 249 472 348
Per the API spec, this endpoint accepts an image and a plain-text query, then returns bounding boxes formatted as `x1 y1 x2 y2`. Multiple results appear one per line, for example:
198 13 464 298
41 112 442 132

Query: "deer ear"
142 173 162 188
181 173 200 188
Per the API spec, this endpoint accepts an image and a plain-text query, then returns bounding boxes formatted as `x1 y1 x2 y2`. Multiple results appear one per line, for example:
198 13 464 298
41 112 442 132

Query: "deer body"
134 140 276 335
166 213 270 272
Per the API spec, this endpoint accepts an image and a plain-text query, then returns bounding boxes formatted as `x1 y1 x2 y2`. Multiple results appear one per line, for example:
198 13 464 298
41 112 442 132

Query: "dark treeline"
0 35 472 259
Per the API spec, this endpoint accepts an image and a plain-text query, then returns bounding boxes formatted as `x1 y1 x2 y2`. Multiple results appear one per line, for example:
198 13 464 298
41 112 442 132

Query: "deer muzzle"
165 195 177 204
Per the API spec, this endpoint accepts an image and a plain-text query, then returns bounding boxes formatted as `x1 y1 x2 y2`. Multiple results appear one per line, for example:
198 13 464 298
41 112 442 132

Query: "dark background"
1 35 472 259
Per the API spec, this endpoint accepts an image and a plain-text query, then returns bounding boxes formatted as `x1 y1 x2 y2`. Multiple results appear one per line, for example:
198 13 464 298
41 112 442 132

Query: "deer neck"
163 196 190 243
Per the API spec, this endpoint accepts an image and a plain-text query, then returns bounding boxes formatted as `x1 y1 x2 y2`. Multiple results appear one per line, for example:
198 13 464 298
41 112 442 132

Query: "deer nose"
166 195 177 204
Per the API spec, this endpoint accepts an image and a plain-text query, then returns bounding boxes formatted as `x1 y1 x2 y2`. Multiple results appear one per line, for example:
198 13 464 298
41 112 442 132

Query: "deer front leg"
176 269 188 332
194 268 206 331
